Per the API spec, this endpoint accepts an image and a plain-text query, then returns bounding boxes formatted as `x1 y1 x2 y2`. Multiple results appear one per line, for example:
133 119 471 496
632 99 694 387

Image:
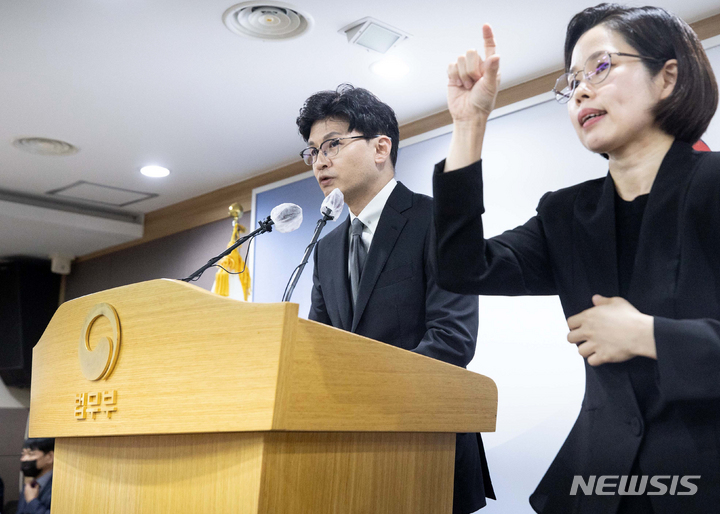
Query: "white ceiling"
0 0 719 259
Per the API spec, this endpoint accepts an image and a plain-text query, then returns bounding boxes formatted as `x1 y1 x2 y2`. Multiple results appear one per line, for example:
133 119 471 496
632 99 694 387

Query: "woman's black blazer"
433 141 720 514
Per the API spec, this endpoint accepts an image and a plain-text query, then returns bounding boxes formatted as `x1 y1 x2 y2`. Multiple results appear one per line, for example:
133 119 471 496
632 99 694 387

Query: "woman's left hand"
567 295 656 366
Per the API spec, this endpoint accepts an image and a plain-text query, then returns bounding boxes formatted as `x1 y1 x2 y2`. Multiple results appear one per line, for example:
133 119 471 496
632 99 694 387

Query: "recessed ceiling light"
12 137 79 156
341 17 410 54
370 57 410 79
141 165 170 178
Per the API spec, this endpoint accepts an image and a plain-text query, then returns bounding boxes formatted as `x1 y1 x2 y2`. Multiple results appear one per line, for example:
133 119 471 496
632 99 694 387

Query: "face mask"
21 459 42 478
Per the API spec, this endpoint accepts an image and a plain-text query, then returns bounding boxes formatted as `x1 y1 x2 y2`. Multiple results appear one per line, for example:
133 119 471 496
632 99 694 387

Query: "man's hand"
447 24 501 125
24 480 40 503
567 295 656 366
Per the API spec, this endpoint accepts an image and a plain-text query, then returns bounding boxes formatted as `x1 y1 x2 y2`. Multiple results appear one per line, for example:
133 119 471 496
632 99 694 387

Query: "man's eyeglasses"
300 135 381 166
553 51 664 104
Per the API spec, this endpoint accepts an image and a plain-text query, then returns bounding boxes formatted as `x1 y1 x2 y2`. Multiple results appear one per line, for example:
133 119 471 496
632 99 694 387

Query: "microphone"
320 188 344 220
181 202 302 283
282 189 345 302
271 203 303 233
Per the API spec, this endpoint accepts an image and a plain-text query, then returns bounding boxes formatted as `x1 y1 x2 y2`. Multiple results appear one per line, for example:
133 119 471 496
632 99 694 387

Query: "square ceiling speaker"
341 17 409 54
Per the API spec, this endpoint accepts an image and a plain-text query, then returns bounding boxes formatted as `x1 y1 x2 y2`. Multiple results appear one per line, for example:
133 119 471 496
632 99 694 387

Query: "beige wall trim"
77 14 720 263
693 12 720 41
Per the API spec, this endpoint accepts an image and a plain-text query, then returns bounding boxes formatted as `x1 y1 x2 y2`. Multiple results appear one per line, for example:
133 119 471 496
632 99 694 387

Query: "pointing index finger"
483 24 497 59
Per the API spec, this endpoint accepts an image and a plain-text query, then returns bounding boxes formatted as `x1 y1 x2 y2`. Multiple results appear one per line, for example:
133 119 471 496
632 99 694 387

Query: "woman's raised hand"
447 24 501 125
443 24 500 171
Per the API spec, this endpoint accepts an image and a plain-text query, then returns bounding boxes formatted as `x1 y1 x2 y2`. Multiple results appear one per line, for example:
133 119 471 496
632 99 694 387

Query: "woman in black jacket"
434 4 719 514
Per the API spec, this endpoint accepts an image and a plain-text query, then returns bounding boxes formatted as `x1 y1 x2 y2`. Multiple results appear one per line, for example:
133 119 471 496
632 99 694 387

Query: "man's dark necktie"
349 218 367 307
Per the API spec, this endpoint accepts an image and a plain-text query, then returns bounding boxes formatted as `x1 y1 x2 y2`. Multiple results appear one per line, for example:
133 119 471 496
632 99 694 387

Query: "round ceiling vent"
223 2 312 41
12 137 79 156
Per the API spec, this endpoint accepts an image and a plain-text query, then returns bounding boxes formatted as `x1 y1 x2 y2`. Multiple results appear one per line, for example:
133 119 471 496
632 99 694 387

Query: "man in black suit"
296 84 494 514
17 438 53 514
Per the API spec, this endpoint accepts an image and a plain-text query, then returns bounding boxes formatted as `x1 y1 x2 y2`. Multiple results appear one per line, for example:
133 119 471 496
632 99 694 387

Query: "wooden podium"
29 279 497 514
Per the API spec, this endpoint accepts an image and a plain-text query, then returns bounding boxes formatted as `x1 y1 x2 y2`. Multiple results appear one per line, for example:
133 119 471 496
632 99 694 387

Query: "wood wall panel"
692 12 720 41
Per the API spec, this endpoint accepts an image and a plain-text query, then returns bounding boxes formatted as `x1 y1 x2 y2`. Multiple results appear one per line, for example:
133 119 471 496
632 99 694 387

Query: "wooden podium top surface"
29 279 497 438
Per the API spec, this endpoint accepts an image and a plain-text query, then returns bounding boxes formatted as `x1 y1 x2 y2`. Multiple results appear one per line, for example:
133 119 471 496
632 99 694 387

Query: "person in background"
17 439 53 514
434 3 718 513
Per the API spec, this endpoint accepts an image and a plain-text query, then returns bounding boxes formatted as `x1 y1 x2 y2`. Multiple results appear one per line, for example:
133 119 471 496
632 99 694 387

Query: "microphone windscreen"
321 188 345 219
270 203 303 233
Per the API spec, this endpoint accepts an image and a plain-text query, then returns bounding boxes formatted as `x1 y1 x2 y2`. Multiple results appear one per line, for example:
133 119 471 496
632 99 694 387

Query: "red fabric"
693 139 711 152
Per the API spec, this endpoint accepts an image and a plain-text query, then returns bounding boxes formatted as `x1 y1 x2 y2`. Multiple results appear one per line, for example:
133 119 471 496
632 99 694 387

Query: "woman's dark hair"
22 438 55 454
564 3 718 144
296 84 400 167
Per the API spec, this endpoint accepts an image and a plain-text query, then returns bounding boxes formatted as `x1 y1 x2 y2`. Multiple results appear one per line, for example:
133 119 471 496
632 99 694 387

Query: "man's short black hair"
22 438 55 454
564 3 718 144
296 84 400 167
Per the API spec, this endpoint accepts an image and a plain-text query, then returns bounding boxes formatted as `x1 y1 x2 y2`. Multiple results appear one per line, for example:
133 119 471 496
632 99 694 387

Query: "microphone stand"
282 209 333 302
180 216 273 283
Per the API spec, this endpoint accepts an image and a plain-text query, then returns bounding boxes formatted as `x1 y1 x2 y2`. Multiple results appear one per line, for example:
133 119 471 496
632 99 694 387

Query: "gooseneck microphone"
180 203 303 283
319 187 345 221
270 203 303 233
282 188 344 302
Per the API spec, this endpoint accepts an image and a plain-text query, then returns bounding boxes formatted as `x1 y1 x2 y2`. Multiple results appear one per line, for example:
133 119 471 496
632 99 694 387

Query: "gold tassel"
212 218 251 300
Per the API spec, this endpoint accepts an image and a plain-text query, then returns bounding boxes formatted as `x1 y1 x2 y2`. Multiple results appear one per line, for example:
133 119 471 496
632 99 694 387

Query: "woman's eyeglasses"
553 51 664 104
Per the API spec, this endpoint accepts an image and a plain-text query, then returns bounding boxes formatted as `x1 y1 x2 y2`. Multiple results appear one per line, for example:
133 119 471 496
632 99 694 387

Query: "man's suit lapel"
324 216 353 331
627 141 694 317
351 183 411 332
